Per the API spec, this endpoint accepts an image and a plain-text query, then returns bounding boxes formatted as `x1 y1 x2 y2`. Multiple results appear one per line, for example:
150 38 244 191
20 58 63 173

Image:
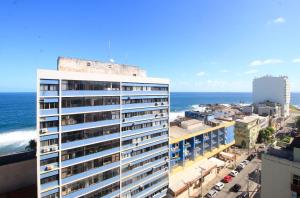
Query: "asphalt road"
214 158 261 198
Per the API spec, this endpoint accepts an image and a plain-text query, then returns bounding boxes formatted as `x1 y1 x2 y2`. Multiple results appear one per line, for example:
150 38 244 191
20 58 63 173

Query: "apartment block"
253 75 291 117
37 57 170 198
261 137 300 198
169 119 235 170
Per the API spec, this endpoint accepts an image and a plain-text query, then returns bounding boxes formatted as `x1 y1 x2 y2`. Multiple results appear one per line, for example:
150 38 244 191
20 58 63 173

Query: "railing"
40 145 59 154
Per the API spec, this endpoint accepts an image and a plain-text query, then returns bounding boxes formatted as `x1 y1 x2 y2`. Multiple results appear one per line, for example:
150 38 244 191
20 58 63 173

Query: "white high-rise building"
253 76 291 117
37 57 170 198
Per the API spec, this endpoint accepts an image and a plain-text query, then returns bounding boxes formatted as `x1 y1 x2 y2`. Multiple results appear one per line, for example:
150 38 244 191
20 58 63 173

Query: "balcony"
61 147 120 168
40 109 59 116
40 145 59 154
40 162 59 173
122 124 167 137
122 113 168 123
153 188 168 198
171 147 180 153
121 135 168 151
62 161 120 185
41 188 59 198
122 157 167 179
195 139 202 144
122 90 168 96
40 91 58 97
122 102 168 110
40 127 59 135
41 180 59 191
61 119 120 132
184 142 191 147
61 90 120 97
62 175 120 198
61 133 120 150
122 146 169 164
131 177 169 198
40 170 59 180
122 168 168 193
61 104 120 115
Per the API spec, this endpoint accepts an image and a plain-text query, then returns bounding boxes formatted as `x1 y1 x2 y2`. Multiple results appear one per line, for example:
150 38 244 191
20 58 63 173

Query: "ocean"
0 92 299 155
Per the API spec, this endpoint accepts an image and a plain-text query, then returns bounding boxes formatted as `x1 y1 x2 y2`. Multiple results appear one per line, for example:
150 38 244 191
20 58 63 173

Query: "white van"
214 182 225 191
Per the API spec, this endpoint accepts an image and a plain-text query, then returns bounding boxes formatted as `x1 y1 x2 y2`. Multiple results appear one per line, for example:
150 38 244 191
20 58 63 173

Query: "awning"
219 152 235 160
169 159 217 196
208 157 225 167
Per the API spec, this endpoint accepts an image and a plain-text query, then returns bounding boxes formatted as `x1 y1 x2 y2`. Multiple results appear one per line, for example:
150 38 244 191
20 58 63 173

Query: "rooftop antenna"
108 40 114 63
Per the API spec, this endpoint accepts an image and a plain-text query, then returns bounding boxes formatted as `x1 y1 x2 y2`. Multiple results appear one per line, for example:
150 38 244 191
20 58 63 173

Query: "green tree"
25 139 37 151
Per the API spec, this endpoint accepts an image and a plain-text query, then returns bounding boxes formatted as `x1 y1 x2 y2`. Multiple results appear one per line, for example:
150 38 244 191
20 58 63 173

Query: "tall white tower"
253 76 291 117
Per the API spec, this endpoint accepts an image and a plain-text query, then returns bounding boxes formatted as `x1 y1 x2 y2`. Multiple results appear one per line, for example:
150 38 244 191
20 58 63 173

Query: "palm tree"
25 139 37 151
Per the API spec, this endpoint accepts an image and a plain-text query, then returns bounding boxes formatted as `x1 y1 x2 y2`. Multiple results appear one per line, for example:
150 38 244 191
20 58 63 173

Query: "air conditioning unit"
161 102 164 105
41 128 48 134
155 103 158 106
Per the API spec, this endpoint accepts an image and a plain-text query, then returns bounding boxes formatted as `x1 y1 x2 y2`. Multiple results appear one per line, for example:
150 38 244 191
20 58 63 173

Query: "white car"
206 189 217 198
230 170 239 177
242 160 249 165
238 163 246 168
214 182 225 191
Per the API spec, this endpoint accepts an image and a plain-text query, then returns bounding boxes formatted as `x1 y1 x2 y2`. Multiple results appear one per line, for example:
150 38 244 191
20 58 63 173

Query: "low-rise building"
168 118 235 197
235 115 268 148
261 137 300 198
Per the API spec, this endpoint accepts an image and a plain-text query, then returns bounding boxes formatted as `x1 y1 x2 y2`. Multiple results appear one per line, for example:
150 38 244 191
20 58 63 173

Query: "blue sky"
1 0 300 92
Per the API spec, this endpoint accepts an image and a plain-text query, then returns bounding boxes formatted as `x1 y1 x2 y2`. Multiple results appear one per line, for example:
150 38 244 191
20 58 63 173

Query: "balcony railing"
40 145 59 154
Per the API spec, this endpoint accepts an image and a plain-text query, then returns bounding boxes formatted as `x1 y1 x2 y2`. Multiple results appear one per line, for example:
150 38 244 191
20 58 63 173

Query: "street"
199 152 261 198
215 158 261 198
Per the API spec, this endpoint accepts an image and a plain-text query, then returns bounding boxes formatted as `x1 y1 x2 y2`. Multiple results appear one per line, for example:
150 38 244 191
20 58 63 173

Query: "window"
293 174 300 186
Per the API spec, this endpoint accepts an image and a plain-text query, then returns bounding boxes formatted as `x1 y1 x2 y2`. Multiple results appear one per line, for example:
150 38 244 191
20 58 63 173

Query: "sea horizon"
0 91 299 155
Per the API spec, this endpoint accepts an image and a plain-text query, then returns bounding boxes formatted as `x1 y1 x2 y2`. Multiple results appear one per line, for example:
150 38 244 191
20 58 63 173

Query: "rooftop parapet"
57 56 147 77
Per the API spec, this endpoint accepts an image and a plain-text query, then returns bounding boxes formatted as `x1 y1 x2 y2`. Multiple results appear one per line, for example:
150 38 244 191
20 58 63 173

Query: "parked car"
230 170 239 177
223 175 232 183
214 182 225 191
235 166 243 172
242 160 249 165
238 163 246 168
246 155 254 161
230 184 241 192
236 192 249 198
206 189 217 198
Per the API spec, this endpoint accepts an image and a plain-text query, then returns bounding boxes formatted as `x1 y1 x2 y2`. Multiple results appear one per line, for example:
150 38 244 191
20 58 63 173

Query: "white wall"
253 76 290 117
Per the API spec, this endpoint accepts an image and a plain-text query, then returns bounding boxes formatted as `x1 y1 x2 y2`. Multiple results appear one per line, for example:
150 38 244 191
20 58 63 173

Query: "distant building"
37 57 170 198
261 137 300 198
235 115 268 148
253 76 290 117
254 101 282 117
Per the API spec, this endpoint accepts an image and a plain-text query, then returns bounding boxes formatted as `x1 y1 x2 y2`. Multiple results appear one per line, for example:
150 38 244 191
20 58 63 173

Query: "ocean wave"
169 111 185 121
0 128 36 152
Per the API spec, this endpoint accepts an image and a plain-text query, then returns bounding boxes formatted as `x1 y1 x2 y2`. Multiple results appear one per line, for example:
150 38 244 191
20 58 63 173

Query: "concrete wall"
57 56 147 77
261 154 300 198
0 158 36 194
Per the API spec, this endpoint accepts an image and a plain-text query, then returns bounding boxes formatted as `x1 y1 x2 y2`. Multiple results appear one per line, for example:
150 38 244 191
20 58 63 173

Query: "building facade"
262 146 300 198
235 116 260 149
37 57 170 198
253 76 291 117
169 120 235 171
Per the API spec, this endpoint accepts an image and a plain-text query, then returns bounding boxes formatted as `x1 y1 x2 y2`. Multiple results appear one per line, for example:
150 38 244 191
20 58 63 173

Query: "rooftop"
57 56 146 77
236 115 259 124
170 118 234 143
